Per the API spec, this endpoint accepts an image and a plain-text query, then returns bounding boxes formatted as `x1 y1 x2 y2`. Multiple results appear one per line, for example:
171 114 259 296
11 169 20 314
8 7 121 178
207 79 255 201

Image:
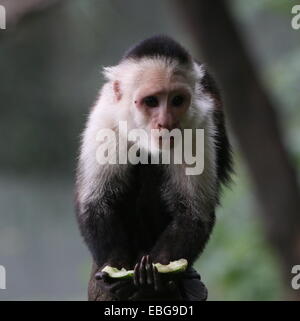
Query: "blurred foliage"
197 162 283 300
232 0 295 16
267 50 300 165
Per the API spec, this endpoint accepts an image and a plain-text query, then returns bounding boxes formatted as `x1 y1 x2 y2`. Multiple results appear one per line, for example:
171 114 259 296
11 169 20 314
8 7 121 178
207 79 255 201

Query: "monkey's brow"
140 84 191 97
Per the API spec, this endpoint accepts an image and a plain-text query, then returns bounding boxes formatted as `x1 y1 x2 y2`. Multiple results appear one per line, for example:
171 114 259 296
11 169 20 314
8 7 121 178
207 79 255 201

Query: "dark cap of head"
123 35 191 65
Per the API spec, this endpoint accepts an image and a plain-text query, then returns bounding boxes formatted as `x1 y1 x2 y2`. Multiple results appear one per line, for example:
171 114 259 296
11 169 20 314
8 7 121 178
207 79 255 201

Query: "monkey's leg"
178 268 208 301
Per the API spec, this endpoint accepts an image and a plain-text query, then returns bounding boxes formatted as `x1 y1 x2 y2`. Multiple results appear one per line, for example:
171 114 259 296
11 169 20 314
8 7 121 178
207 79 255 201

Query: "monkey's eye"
143 96 159 108
172 95 185 107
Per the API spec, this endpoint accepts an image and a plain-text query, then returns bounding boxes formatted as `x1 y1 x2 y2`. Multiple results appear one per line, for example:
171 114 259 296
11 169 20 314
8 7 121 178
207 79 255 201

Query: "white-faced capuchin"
75 35 233 301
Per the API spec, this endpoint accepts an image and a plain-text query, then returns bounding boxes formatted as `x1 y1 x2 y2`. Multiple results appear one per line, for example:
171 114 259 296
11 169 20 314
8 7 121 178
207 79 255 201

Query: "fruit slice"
101 266 134 279
154 258 188 274
101 259 188 279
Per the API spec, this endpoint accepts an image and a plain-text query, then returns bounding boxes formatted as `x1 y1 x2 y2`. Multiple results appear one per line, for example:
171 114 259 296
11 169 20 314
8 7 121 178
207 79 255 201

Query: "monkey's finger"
95 271 109 282
146 255 154 285
133 263 140 287
153 266 162 292
167 280 176 291
139 255 147 286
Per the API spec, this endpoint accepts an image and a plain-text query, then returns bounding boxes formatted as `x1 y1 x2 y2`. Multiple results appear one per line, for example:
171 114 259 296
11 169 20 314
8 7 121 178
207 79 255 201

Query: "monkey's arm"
77 192 141 300
132 218 213 299
150 212 215 266
76 183 132 270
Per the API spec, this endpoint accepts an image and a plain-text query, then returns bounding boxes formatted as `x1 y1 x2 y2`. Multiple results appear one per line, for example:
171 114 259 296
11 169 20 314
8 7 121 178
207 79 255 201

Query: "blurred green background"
0 0 299 300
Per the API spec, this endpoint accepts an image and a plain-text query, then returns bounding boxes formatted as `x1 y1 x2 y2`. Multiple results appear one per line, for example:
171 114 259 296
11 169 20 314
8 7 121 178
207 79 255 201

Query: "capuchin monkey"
75 35 233 301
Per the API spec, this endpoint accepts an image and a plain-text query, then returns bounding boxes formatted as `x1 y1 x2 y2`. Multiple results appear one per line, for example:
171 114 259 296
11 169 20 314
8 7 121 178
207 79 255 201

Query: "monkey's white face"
131 67 193 149
106 58 196 151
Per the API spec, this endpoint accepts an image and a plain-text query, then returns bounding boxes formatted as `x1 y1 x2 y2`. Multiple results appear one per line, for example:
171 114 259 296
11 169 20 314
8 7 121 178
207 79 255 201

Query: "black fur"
76 163 213 270
200 68 233 189
123 35 191 65
76 162 215 301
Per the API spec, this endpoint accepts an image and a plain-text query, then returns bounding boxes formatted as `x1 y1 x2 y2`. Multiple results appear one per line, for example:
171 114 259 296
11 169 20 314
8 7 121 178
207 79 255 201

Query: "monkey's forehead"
134 64 187 82
131 62 196 93
103 56 197 87
134 70 192 91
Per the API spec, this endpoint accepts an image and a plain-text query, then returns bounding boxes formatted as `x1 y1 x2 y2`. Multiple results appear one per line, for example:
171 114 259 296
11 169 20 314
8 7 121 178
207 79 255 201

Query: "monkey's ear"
113 80 122 101
102 66 122 101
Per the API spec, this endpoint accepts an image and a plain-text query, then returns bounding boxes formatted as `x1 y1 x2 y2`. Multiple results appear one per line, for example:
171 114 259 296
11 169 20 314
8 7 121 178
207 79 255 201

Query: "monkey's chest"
120 164 171 253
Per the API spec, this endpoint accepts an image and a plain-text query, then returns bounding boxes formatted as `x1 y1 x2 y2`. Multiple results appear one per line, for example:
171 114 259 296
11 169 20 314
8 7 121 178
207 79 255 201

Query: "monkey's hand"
95 271 137 301
133 255 180 294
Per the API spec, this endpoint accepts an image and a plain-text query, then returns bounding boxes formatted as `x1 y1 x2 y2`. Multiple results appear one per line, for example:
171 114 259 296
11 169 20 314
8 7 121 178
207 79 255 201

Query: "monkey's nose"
157 123 173 131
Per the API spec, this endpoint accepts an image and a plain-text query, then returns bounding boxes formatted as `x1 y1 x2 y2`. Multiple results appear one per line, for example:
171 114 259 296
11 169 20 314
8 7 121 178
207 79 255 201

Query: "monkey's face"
132 67 192 149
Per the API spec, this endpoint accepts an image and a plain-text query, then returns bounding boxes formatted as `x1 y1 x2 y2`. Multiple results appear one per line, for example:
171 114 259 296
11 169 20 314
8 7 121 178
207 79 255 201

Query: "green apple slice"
101 259 188 279
101 266 134 279
154 258 188 274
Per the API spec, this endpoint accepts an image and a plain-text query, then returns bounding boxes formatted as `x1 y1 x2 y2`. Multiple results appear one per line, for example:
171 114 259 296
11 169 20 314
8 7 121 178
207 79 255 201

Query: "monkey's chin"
158 136 175 150
136 136 175 158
